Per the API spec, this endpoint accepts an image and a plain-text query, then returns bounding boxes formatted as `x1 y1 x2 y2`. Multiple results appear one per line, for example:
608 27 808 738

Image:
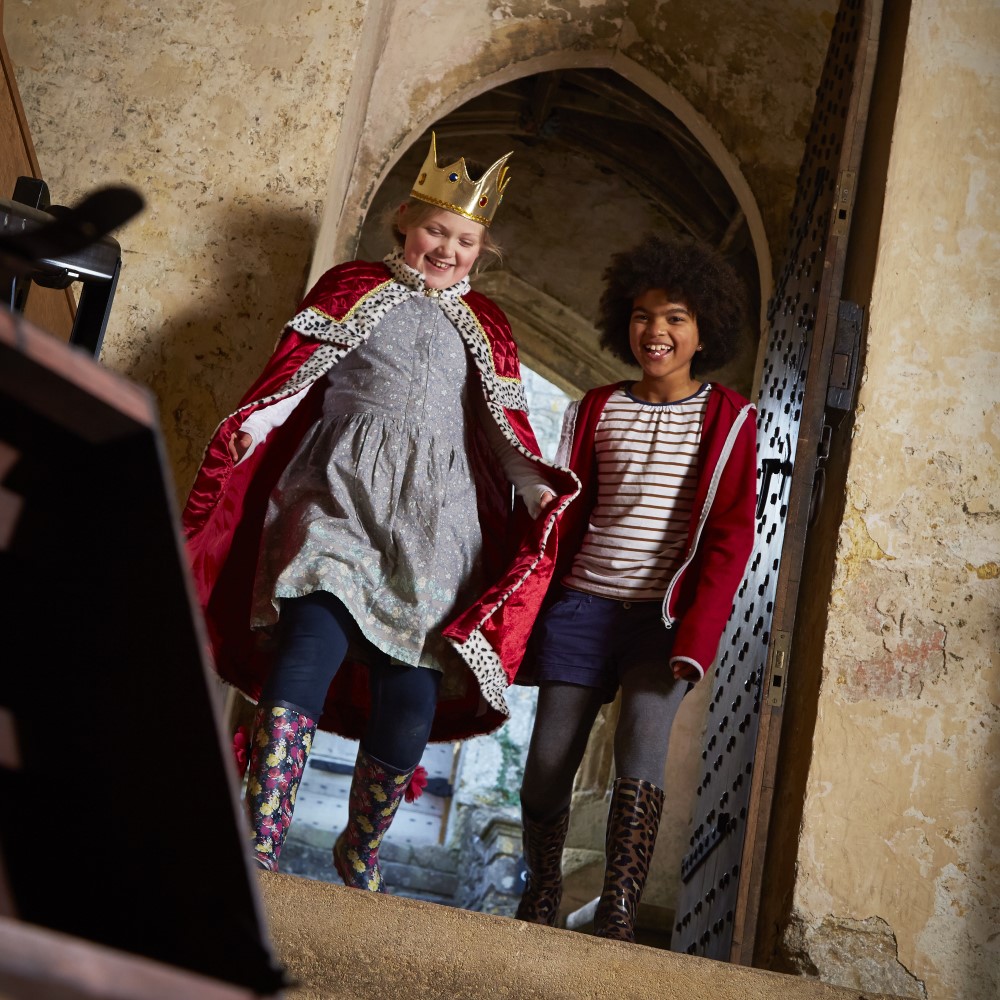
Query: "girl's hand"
227 431 253 463
537 490 558 518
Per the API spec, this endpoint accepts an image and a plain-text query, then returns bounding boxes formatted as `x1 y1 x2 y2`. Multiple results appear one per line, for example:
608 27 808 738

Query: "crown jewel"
410 132 512 227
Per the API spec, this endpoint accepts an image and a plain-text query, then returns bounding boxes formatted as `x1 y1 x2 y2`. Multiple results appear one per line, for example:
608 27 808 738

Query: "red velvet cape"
183 260 579 740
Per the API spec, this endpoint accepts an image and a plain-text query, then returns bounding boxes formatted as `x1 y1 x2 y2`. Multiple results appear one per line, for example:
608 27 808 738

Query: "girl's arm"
229 385 310 464
475 393 557 518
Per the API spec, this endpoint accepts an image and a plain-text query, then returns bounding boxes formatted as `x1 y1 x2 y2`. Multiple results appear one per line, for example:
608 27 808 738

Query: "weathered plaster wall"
4 0 371 498
617 0 838 249
783 3 1000 998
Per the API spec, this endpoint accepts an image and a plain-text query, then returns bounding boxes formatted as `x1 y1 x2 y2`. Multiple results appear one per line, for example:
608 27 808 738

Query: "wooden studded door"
671 0 883 963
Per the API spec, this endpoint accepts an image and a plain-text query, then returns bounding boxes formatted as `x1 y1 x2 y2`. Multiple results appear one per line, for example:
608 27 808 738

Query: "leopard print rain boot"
593 776 665 942
515 805 571 925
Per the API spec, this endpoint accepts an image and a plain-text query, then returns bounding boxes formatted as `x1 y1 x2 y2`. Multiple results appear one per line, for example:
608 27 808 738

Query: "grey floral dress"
251 264 486 673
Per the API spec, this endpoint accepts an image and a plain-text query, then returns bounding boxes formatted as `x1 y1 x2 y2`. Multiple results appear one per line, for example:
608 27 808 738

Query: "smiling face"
628 287 703 402
398 205 484 289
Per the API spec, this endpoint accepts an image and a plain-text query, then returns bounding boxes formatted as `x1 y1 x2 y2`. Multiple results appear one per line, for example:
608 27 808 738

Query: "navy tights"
260 590 440 771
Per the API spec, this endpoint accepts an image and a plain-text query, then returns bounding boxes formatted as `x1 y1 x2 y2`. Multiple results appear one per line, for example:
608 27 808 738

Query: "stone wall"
322 0 835 282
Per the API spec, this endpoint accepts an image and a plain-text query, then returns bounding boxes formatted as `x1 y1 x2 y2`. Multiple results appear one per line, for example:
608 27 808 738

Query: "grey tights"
520 663 688 823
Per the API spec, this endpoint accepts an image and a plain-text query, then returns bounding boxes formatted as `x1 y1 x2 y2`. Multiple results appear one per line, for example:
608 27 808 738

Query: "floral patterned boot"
245 702 317 872
332 747 416 892
515 805 571 926
593 776 665 942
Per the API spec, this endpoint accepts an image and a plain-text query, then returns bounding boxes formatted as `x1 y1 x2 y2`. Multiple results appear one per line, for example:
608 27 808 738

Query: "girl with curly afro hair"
514 233 758 943
597 233 748 382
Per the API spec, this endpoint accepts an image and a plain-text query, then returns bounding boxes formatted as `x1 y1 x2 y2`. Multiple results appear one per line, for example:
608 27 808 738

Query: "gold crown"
410 132 512 227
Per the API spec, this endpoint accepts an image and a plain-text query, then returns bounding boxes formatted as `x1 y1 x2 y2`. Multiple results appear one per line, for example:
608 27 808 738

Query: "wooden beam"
0 9 76 339
525 70 563 134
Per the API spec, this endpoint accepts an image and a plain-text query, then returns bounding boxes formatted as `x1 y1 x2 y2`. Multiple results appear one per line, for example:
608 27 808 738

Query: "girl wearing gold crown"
183 134 578 888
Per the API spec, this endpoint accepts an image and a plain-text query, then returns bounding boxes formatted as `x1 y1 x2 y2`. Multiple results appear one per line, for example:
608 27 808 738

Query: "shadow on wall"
121 208 318 502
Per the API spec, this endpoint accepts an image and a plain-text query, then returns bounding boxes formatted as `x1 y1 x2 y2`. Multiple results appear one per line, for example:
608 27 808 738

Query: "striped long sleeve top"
562 384 709 600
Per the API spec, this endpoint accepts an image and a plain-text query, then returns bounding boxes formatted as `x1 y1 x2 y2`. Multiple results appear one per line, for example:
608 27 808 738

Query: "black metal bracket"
827 299 865 411
1 177 142 359
756 456 794 519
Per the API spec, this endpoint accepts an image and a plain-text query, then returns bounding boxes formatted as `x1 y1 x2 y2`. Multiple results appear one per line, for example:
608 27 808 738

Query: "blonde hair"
390 198 503 272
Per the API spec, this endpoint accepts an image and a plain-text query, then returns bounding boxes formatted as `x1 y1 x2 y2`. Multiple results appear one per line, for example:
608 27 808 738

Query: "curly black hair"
597 234 748 378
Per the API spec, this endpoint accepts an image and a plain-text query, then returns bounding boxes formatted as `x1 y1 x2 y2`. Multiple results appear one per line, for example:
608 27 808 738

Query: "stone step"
257 871 907 1000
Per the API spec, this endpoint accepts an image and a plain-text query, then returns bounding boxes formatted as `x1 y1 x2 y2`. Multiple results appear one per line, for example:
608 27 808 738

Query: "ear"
396 203 409 232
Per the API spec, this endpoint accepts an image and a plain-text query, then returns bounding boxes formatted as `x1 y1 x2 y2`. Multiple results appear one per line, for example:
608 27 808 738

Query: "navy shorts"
531 587 676 703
